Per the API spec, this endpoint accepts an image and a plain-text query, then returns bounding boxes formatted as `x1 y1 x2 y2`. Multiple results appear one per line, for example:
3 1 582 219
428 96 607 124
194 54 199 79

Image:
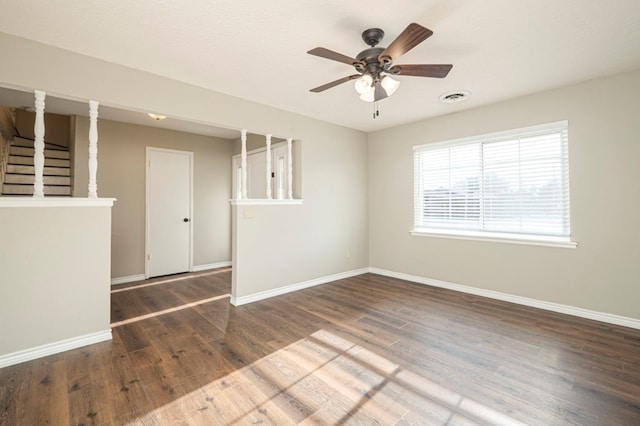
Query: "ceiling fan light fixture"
354 74 373 95
380 75 400 96
359 88 375 102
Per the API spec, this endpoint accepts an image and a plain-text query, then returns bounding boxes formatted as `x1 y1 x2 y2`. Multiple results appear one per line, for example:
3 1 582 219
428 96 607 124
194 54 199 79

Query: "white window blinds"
414 121 570 240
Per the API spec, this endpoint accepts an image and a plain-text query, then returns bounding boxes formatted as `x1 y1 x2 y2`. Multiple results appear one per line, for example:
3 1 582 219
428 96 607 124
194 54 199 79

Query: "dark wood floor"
1 269 640 425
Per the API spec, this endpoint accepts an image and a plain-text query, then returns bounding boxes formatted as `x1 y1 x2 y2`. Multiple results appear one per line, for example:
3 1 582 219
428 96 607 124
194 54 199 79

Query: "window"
413 121 574 247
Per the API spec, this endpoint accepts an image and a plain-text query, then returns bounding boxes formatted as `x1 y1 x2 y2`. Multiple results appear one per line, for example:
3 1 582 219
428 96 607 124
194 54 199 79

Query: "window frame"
412 121 577 248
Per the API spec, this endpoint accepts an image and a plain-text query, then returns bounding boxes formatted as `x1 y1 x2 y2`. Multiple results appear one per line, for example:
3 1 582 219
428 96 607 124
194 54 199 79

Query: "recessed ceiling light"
148 113 167 120
439 90 471 104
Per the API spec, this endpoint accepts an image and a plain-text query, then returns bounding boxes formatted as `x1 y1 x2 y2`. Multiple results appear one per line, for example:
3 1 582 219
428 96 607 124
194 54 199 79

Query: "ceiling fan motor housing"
355 47 385 77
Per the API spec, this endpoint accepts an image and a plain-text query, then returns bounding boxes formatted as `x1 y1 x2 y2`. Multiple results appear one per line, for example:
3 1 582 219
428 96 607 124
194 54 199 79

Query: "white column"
32 90 46 198
88 100 99 198
265 134 272 199
287 137 293 200
240 129 247 199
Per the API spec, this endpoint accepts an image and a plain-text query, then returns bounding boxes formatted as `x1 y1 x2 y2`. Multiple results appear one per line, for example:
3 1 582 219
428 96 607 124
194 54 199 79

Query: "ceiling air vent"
439 90 470 104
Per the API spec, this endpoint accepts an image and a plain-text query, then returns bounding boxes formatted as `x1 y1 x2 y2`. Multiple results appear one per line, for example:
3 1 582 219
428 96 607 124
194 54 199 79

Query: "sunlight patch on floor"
124 328 527 424
110 294 231 327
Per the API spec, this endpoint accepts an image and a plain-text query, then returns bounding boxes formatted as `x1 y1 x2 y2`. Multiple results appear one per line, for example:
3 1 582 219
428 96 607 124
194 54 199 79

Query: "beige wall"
73 118 234 278
0 204 112 357
0 33 369 297
369 70 640 320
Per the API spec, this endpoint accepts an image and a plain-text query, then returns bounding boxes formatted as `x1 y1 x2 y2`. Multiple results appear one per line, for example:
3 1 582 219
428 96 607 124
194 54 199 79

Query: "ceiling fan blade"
379 23 433 65
307 47 360 66
374 83 389 102
389 64 453 78
310 75 360 93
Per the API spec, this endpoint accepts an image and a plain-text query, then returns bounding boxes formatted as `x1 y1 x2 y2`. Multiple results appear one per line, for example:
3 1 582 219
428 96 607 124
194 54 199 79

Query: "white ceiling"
0 0 639 135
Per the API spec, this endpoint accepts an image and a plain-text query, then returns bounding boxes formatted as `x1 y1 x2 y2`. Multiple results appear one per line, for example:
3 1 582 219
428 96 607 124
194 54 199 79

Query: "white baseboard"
369 268 640 330
192 261 232 272
111 263 231 286
111 274 145 286
0 329 112 368
231 268 370 306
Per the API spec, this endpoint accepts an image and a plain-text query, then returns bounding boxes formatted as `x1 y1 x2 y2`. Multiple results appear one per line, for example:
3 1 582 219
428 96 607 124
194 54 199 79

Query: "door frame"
145 146 194 279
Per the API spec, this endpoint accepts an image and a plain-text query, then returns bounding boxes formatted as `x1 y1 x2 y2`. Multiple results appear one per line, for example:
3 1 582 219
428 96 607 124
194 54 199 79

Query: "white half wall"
231 115 369 300
0 199 114 365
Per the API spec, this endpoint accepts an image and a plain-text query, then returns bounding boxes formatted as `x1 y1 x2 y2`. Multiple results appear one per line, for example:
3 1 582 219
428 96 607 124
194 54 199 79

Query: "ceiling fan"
308 23 452 107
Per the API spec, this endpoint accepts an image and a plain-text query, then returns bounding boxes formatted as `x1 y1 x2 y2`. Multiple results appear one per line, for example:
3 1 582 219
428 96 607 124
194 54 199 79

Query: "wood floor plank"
1 269 639 424
65 344 113 425
0 364 24 425
22 357 69 425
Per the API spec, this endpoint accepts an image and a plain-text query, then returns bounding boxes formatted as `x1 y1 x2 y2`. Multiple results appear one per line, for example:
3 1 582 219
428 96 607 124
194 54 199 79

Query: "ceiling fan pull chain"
373 101 379 119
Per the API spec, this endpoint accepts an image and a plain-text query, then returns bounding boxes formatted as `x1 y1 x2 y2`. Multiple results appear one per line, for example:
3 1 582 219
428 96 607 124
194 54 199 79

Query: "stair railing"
0 133 10 190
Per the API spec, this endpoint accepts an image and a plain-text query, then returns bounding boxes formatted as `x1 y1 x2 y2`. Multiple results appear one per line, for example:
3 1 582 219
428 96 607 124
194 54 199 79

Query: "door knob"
183 218 189 222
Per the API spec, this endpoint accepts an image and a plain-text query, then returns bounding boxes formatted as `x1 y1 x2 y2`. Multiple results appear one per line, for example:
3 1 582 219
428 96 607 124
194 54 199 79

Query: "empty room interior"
1 1 639 424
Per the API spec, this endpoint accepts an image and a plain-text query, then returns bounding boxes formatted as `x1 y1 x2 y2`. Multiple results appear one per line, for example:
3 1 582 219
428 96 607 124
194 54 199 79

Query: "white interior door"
272 145 287 200
147 148 192 278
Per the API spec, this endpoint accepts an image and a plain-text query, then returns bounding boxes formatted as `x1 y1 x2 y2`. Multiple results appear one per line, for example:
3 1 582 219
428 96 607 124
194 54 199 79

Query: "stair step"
2 184 71 196
11 137 68 151
3 174 70 185
8 155 70 167
6 164 70 176
9 146 70 159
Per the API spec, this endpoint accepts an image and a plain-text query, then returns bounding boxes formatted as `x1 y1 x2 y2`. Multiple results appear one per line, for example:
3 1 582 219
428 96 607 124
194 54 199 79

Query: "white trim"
410 229 577 249
0 197 116 208
111 274 146 286
0 330 112 368
192 261 232 272
230 268 369 306
230 199 303 206
368 268 640 330
110 263 231 286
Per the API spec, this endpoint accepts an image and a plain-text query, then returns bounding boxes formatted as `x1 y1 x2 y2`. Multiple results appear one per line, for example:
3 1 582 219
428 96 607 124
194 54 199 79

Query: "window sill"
230 199 303 206
410 228 577 249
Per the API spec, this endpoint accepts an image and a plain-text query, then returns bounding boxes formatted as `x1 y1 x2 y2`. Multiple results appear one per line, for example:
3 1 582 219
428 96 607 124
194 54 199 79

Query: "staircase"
1 137 71 196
